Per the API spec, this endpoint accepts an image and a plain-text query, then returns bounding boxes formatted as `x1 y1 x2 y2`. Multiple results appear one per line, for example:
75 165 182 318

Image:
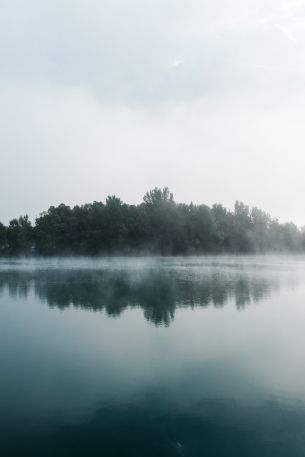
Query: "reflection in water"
0 268 280 325
1 257 305 457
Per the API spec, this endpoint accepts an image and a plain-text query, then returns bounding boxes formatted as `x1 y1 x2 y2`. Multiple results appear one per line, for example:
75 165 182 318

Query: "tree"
0 222 7 252
143 187 174 206
7 215 33 253
230 201 252 252
0 187 304 255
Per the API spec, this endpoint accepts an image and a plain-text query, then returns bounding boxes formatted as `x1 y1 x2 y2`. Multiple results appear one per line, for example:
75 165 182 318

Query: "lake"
1 255 305 456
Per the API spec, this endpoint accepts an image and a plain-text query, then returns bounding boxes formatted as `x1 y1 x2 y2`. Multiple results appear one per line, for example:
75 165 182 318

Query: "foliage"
0 187 304 255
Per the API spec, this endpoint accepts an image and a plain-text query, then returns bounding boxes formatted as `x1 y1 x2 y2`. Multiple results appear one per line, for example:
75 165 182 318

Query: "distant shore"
1 187 304 255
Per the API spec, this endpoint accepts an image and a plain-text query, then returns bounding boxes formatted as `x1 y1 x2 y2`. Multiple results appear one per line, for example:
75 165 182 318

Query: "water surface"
1 256 305 456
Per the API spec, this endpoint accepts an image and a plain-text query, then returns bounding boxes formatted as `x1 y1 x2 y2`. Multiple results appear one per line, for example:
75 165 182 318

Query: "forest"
0 187 304 255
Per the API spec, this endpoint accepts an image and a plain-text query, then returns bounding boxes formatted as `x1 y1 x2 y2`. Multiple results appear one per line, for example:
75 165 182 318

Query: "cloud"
1 0 304 105
1 0 305 225
170 59 183 68
274 23 298 44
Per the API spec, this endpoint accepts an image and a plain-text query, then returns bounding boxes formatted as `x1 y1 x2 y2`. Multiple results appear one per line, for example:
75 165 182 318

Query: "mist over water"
1 255 305 456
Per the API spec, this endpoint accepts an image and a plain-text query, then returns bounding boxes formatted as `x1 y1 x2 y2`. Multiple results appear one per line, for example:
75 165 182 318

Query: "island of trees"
0 187 304 255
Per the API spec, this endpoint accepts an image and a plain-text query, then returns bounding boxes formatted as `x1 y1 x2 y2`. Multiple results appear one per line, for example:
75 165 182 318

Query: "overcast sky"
1 0 305 225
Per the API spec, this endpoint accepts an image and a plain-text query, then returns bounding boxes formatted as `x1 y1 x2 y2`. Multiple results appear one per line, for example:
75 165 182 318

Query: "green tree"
0 222 7 252
7 215 33 253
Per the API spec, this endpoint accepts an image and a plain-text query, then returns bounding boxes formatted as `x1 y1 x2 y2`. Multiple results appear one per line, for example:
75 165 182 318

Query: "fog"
0 255 300 325
1 0 305 224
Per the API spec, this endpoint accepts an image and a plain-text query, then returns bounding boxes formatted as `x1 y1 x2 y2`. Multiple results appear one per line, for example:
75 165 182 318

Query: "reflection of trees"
0 269 278 326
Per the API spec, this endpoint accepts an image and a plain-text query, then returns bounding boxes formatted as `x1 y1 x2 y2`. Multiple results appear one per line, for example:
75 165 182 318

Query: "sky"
1 0 305 225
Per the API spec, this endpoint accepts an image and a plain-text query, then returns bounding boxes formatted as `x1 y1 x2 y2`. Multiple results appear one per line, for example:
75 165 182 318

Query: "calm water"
1 256 305 456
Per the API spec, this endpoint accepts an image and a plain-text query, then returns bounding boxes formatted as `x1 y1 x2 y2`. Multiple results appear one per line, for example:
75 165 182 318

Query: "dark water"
1 256 305 456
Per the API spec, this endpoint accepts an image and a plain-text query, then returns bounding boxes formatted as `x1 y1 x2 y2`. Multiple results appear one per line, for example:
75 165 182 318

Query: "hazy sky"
1 0 305 225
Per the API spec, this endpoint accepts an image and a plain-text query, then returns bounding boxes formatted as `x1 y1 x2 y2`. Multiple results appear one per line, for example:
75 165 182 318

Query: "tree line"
0 187 304 255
